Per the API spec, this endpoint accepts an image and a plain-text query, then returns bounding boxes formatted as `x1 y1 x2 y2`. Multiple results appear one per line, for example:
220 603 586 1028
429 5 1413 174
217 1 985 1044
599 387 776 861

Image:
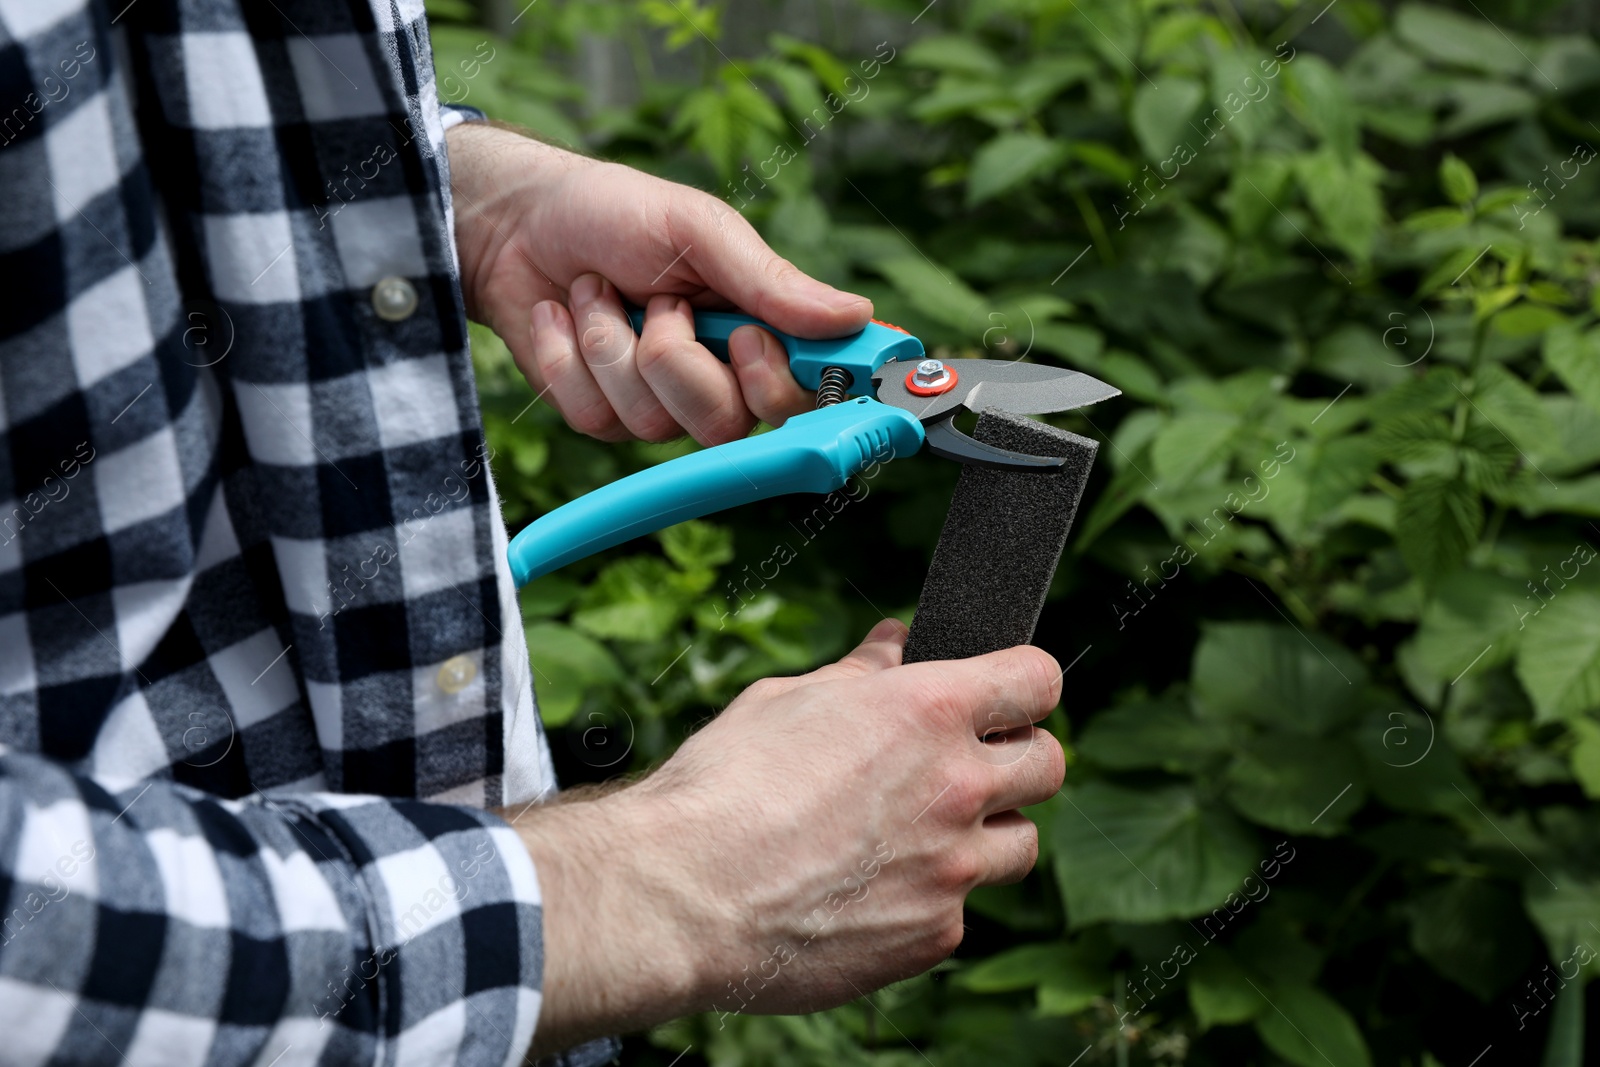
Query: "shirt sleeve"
0 745 544 1067
439 103 488 130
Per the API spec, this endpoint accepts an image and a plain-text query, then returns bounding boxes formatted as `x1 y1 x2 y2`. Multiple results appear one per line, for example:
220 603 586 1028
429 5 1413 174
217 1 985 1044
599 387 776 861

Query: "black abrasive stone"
902 412 1098 663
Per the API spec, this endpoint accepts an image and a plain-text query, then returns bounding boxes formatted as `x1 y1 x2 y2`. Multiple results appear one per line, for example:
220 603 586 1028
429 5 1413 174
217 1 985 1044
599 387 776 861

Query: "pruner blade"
871 358 1120 472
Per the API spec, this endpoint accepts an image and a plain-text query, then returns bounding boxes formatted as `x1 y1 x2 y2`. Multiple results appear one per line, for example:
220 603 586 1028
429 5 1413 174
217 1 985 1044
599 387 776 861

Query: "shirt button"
371 276 419 321
436 654 477 694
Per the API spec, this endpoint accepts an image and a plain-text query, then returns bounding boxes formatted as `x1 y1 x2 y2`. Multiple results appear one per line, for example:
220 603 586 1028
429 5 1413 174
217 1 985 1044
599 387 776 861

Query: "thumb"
818 617 908 680
682 205 873 339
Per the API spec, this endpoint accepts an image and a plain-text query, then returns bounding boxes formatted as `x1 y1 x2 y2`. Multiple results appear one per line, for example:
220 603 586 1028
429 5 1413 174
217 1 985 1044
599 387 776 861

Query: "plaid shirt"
0 1 614 1064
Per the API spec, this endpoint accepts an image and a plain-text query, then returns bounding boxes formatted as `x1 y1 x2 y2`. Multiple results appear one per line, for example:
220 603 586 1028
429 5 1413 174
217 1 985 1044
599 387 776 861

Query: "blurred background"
427 1 1600 1063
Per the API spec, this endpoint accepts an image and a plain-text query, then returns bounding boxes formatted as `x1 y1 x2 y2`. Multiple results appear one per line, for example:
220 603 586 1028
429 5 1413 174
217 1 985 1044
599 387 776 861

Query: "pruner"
507 309 1121 585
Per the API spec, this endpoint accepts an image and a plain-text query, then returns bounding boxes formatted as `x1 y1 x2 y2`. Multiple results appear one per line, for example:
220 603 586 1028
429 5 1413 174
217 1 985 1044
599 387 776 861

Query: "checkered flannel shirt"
0 1 615 1064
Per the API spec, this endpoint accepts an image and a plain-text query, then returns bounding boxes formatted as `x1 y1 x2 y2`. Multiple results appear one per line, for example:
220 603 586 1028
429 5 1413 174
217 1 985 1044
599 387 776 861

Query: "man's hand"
500 620 1066 1055
447 122 872 445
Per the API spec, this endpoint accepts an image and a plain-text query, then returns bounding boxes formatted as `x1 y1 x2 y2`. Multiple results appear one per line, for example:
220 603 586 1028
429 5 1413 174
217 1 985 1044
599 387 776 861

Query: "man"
0 2 1064 1064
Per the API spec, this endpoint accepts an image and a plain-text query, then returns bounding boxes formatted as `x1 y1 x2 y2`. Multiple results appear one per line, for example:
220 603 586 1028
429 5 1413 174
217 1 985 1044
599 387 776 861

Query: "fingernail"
818 285 864 307
727 325 756 365
531 300 554 329
570 273 602 306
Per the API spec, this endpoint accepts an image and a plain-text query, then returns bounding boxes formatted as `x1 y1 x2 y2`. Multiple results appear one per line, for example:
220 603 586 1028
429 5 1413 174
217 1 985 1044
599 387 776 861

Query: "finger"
830 618 908 676
974 727 1065 816
569 273 682 442
635 294 755 446
521 300 627 442
975 811 1040 887
728 325 814 426
893 645 1061 737
761 618 908 699
673 199 873 339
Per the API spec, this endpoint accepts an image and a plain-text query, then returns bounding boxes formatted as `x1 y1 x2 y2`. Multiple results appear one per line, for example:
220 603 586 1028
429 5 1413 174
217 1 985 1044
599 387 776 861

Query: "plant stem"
1452 316 1491 444
1068 180 1116 266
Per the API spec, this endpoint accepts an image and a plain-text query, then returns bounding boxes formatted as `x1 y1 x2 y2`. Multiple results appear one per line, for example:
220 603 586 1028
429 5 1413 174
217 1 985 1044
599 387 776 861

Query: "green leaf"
1150 411 1240 486
1228 153 1294 236
572 558 691 642
1050 781 1258 926
1355 708 1481 818
1544 322 1600 415
1493 304 1568 338
1438 79 1539 138
871 255 987 332
908 76 1011 124
1517 590 1600 722
672 86 739 178
519 574 582 620
1295 147 1384 261
1011 55 1097 114
1402 206 1470 232
1303 436 1383 526
1408 569 1525 684
1409 879 1535 1000
966 131 1067 206
1225 734 1366 835
1206 49 1279 148
1569 719 1600 799
1192 622 1367 736
1396 475 1482 588
1395 3 1530 76
1189 948 1267 1029
953 935 1113 1016
1236 915 1325 986
1468 363 1560 459
767 33 850 93
1288 55 1359 157
1524 878 1600 977
524 621 623 726
1254 983 1373 1067
902 35 1003 77
952 937 1106 993
1076 699 1231 774
1541 979 1586 1067
1438 153 1478 206
659 520 734 570
1129 76 1204 162
572 598 679 643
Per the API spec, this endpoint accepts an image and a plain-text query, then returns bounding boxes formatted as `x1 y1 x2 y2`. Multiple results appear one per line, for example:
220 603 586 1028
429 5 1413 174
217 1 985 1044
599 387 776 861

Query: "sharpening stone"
902 412 1099 663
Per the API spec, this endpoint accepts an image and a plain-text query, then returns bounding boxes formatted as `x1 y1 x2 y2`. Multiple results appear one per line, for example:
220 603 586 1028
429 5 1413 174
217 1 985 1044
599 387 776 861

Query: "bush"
431 1 1600 1063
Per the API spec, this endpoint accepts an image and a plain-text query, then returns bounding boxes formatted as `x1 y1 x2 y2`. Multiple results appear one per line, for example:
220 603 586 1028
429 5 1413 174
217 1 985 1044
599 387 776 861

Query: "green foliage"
434 0 1600 1062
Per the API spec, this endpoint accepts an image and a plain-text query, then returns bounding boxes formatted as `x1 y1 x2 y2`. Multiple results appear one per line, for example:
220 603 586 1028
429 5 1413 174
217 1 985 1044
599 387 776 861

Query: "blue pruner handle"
622 307 924 393
508 398 925 586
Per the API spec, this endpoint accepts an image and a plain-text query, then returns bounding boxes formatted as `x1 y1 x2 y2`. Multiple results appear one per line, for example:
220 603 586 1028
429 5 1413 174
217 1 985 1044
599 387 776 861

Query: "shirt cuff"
441 103 488 130
290 794 544 1067
536 1036 623 1067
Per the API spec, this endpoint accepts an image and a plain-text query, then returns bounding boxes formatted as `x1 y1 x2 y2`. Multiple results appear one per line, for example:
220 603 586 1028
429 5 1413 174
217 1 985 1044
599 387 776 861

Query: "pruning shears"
507 308 1121 586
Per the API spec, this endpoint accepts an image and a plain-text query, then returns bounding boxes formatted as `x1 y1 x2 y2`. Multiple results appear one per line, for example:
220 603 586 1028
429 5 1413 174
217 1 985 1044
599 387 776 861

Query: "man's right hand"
504 619 1065 1056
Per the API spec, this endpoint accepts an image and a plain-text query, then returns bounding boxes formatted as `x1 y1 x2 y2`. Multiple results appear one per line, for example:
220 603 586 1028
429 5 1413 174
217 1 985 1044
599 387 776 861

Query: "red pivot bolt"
906 358 957 396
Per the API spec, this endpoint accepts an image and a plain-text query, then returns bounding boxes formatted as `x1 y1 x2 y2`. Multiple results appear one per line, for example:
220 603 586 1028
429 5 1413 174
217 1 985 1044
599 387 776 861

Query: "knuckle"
914 672 973 728
566 399 623 440
631 410 683 443
932 848 982 893
932 915 966 959
705 409 756 445
741 677 786 705
940 769 989 821
1019 646 1063 707
1036 730 1067 791
1012 821 1040 873
762 253 801 287
632 334 675 377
